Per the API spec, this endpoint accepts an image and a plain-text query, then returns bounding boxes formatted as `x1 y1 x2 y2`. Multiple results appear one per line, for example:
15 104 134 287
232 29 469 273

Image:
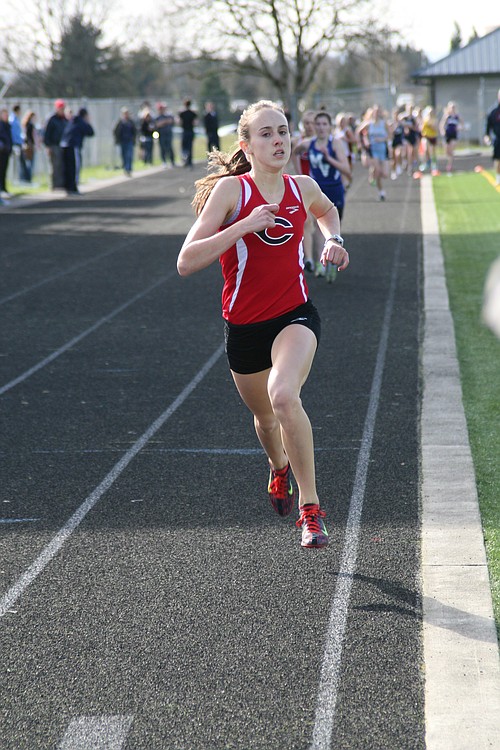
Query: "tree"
161 0 396 118
2 0 112 74
450 22 462 52
120 48 167 98
44 14 124 97
198 72 231 123
468 27 479 45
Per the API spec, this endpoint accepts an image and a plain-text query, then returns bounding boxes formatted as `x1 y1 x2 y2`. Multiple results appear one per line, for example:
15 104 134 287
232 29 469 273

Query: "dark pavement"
1 162 424 749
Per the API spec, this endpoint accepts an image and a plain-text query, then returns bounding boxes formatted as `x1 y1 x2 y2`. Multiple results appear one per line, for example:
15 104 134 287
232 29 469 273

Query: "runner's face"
314 117 331 138
243 108 291 167
302 117 315 137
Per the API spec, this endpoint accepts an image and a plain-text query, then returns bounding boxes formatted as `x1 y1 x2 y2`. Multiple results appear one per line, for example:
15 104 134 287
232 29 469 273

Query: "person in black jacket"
60 108 95 195
0 108 13 201
179 99 197 167
43 99 68 189
203 101 220 153
114 107 137 176
485 89 500 186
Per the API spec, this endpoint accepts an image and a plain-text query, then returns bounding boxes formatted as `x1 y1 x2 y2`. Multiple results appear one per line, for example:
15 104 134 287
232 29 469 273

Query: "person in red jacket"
177 100 349 548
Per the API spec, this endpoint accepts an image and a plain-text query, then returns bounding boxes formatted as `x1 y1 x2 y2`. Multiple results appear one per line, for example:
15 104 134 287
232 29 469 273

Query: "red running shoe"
268 463 295 517
296 504 329 548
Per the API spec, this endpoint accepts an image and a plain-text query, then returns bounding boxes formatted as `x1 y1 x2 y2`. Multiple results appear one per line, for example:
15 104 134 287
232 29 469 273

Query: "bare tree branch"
157 0 396 109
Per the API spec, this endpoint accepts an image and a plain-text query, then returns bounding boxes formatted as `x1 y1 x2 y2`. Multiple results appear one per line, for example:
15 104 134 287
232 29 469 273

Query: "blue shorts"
371 142 388 161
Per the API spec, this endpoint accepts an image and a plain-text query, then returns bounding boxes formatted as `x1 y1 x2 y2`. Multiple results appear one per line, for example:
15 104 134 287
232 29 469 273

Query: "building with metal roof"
413 26 500 141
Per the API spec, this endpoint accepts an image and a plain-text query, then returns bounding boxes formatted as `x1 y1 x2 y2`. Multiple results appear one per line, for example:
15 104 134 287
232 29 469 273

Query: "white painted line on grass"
58 715 134 750
0 343 224 618
310 181 411 750
0 271 177 397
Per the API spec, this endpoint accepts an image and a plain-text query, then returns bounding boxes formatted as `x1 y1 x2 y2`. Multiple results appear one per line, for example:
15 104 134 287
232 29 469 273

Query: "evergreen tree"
198 72 231 123
450 22 462 52
44 14 125 97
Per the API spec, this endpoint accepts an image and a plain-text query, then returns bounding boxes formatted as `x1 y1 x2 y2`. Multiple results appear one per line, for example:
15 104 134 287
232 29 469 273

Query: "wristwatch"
326 234 344 247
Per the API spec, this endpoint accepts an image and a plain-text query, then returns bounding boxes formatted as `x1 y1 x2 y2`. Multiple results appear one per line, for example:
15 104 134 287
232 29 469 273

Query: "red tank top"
299 152 310 175
220 174 308 324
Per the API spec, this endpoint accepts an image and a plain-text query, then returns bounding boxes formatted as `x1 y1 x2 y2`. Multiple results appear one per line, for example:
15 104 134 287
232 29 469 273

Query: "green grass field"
432 169 500 632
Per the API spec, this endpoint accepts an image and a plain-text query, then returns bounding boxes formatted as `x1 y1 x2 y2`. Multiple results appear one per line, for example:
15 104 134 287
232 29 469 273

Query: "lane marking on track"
0 271 177 397
0 518 40 524
474 165 500 192
0 344 224 618
310 179 412 750
0 237 142 307
57 715 134 750
17 446 359 456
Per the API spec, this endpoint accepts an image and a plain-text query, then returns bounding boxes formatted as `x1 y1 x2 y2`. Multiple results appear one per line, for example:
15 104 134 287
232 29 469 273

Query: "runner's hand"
321 239 349 271
243 203 280 233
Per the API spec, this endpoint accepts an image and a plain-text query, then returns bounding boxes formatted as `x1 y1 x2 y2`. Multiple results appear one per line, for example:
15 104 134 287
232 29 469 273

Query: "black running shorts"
224 299 321 374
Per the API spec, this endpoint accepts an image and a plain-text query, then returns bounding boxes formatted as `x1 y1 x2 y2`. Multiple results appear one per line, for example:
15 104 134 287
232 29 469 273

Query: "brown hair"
314 110 332 125
192 99 286 215
21 110 35 128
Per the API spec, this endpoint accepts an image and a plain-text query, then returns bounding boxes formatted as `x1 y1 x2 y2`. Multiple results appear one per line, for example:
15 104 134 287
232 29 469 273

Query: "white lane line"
310 182 411 750
0 241 137 307
0 271 176 397
58 715 134 750
0 518 40 524
25 446 358 455
0 343 224 618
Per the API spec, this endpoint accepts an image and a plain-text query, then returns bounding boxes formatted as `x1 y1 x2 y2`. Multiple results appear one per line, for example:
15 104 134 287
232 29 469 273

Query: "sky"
1 0 498 71
113 0 498 63
375 0 499 61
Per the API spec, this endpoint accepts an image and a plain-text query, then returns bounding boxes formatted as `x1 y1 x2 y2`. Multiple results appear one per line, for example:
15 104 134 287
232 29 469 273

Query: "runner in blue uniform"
357 105 390 200
439 102 463 173
294 110 350 281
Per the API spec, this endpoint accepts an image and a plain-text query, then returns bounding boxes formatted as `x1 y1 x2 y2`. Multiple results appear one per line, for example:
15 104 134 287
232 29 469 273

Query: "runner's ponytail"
192 147 250 215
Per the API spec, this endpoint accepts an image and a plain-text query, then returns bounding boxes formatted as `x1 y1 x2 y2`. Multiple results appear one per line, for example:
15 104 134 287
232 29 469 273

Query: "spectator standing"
114 107 137 176
60 108 94 195
20 110 38 183
9 104 23 182
139 108 154 164
43 99 68 189
179 99 197 167
484 89 500 186
203 101 220 153
0 108 13 202
155 102 176 167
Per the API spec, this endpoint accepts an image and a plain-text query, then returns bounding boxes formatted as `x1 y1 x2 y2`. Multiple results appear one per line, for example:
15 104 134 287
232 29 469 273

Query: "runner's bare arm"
177 178 279 276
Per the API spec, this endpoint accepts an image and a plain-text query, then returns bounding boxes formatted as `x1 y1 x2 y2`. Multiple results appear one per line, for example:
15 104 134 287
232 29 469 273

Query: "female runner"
177 100 349 548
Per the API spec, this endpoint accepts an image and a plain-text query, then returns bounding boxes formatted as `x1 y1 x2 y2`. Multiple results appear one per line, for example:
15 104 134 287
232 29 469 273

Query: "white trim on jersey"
228 237 248 313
